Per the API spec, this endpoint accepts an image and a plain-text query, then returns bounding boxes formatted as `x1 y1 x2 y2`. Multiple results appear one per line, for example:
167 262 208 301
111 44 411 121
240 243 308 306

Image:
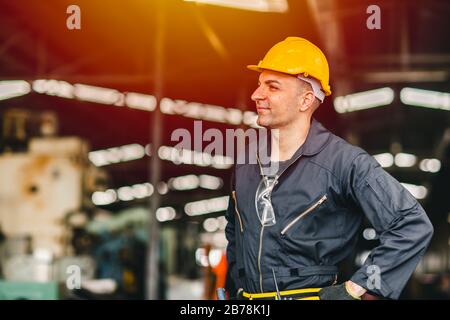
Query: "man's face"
251 70 304 129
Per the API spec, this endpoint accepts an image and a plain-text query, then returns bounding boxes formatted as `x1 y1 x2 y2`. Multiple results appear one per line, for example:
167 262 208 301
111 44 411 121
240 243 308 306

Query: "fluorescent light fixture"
199 175 223 190
0 80 31 100
120 144 146 161
333 87 394 113
195 248 209 267
31 80 257 125
125 92 157 111
185 195 229 216
184 0 288 13
419 158 441 173
217 216 227 230
169 174 200 191
89 143 146 166
165 174 223 191
92 189 117 206
157 182 169 195
32 79 74 98
400 87 450 111
372 153 394 168
394 153 417 167
118 186 134 201
92 182 154 206
156 207 176 222
401 183 427 199
132 183 154 199
160 97 243 125
158 145 233 169
203 217 220 233
74 84 122 105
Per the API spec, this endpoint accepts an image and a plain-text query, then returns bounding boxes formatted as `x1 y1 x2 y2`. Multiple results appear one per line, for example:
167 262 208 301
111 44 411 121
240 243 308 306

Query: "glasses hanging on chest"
255 175 277 226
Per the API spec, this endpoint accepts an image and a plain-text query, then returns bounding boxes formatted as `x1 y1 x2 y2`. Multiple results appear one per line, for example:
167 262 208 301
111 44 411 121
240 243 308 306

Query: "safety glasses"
255 176 277 226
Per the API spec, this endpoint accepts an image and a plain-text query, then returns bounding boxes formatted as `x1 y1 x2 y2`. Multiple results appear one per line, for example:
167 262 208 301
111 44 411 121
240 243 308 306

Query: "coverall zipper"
281 194 328 235
255 152 303 292
232 191 244 233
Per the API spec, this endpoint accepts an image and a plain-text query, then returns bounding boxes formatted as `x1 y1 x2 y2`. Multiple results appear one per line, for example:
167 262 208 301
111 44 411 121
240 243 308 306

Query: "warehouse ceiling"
0 0 449 216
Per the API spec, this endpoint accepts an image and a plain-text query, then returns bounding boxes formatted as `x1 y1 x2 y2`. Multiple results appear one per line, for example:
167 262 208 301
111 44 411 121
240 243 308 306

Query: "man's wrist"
345 281 366 299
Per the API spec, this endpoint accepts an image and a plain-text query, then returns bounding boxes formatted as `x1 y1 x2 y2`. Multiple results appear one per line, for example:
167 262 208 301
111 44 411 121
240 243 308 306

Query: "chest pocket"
280 194 341 240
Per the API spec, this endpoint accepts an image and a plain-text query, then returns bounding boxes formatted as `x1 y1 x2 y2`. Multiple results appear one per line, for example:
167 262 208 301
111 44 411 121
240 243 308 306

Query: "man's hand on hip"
318 281 366 300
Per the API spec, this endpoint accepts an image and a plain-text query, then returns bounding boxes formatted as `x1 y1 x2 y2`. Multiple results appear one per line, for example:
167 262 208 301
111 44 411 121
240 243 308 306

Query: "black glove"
319 283 360 300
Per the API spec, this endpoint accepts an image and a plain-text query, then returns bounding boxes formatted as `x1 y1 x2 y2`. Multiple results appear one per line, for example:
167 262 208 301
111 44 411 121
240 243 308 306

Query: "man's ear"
299 91 316 112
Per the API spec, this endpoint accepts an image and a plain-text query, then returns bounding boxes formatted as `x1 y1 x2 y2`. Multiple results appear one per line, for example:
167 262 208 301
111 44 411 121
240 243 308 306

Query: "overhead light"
401 183 428 199
169 174 200 191
92 182 154 206
120 144 146 161
165 174 223 192
419 159 441 173
158 145 233 169
132 183 154 199
185 196 229 216
160 97 243 125
199 175 223 190
74 84 123 105
400 87 450 111
118 186 134 201
184 0 289 13
92 189 117 206
372 153 394 168
156 207 176 222
195 248 209 267
0 80 31 101
394 153 417 167
208 249 223 267
32 80 259 126
333 87 394 113
89 143 146 167
32 79 74 98
217 216 227 230
203 218 220 233
157 182 169 195
125 92 157 111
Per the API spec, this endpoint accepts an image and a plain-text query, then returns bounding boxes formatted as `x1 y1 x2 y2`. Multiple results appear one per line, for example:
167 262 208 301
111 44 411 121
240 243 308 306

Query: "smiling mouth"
257 107 270 113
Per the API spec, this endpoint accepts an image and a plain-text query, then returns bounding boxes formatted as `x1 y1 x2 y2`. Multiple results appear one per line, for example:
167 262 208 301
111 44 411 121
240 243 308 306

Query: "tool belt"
238 287 322 300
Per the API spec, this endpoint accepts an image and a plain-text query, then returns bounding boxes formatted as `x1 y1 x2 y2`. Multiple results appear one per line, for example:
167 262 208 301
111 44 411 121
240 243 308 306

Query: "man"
225 37 434 300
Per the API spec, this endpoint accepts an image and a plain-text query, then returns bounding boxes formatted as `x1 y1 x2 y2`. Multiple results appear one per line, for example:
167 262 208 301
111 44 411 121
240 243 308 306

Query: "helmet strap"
297 75 325 103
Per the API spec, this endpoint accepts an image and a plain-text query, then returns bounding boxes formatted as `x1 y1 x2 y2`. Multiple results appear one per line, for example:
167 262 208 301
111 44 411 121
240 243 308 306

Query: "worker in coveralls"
225 37 434 300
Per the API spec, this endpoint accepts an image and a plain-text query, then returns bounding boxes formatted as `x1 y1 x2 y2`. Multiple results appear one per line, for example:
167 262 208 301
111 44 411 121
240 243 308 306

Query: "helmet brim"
247 64 262 72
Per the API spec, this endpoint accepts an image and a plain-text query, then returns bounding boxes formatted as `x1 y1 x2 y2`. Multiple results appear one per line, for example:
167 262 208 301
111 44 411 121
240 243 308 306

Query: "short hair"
297 79 321 112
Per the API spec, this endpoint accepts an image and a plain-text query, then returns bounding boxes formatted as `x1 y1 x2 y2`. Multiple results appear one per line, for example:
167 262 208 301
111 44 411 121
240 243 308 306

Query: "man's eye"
269 86 278 90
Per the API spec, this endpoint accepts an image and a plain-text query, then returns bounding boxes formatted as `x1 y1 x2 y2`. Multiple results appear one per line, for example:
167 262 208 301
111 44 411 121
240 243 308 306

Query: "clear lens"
255 177 277 226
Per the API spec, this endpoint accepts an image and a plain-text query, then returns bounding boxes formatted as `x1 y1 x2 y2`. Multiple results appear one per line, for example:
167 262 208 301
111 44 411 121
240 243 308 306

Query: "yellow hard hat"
247 37 332 96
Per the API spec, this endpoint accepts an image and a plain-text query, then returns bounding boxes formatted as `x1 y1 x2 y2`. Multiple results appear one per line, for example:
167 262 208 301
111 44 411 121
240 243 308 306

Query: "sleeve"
344 153 434 299
224 169 238 296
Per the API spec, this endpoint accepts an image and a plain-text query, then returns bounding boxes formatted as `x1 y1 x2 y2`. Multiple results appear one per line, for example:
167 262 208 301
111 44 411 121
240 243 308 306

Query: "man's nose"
251 86 265 102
